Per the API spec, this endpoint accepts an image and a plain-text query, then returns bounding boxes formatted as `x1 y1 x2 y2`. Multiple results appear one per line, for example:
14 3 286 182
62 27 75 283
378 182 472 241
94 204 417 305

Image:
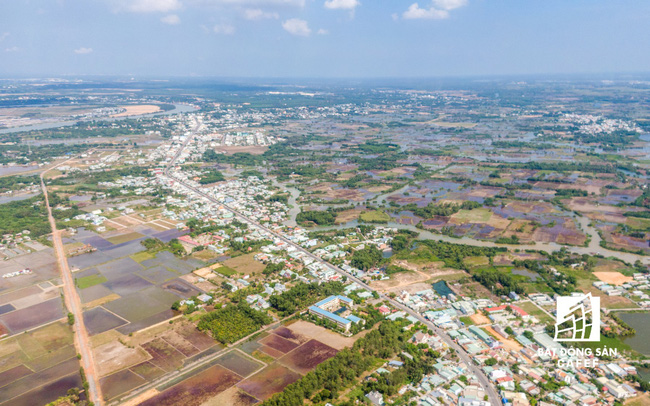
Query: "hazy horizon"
2 0 650 78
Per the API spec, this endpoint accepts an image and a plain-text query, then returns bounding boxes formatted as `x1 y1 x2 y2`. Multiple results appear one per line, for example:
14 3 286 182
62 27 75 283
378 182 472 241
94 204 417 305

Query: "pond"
432 280 453 298
512 268 540 281
617 312 650 356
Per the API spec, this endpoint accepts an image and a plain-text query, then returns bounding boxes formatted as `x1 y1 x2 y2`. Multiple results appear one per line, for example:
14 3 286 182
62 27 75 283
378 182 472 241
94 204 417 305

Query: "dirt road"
41 162 103 405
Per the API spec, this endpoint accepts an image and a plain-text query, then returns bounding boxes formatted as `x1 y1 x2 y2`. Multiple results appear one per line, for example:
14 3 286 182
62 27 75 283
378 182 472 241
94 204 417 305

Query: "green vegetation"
75 274 107 289
261 321 438 406
214 265 237 277
198 169 225 184
359 210 391 224
296 210 336 226
406 200 482 218
269 281 344 317
197 302 272 344
350 244 384 270
0 195 51 237
141 237 186 257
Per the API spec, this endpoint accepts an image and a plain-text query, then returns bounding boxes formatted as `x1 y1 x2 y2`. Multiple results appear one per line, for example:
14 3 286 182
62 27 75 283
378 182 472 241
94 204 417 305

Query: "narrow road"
41 161 103 406
164 130 502 406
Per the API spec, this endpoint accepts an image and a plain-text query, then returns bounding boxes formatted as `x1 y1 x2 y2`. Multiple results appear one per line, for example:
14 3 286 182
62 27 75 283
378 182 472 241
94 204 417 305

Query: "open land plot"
593 272 633 286
141 337 187 372
80 284 117 305
259 334 300 354
2 373 82 406
105 231 145 245
335 208 363 224
83 306 128 336
0 357 80 406
76 273 107 289
222 253 265 276
272 326 309 345
277 339 339 375
216 350 263 377
578 283 638 310
103 286 177 323
94 340 148 377
160 330 201 357
140 364 243 406
104 273 152 296
469 313 491 325
517 301 554 324
0 297 64 334
111 104 161 118
203 387 258 406
137 266 178 284
100 369 147 401
129 360 166 381
286 320 356 350
237 363 301 401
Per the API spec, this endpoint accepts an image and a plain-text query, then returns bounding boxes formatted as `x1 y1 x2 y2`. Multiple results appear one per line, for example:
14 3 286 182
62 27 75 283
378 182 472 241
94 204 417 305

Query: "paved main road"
164 131 502 406
41 159 103 406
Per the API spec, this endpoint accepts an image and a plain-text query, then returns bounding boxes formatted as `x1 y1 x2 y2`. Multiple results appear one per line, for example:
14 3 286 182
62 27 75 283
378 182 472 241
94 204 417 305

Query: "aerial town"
0 76 649 406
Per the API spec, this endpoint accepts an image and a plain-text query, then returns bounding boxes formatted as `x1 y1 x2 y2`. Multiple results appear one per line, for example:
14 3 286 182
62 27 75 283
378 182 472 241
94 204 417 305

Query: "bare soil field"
202 387 258 406
223 253 265 276
140 365 243 406
237 363 300 401
94 341 148 376
277 339 338 375
469 313 491 325
111 104 161 118
286 320 356 350
593 272 633 286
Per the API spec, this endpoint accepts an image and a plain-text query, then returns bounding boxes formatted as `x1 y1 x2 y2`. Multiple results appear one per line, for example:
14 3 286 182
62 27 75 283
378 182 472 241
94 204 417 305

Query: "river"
0 103 197 135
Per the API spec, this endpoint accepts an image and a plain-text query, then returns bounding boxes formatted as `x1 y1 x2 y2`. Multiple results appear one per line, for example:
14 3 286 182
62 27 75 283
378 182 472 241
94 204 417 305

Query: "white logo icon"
554 293 600 342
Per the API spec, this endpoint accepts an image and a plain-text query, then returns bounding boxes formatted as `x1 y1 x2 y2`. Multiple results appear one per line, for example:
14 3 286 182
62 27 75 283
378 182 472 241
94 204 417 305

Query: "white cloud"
113 0 182 13
243 8 279 20
161 14 181 24
213 23 235 34
402 0 468 20
282 18 311 36
74 47 93 54
191 0 305 7
433 0 467 10
317 28 329 35
0 32 9 42
403 3 448 19
324 0 359 10
5 46 19 52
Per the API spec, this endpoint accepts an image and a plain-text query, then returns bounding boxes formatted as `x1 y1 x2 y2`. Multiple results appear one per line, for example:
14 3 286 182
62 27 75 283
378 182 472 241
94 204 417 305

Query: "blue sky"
1 0 649 78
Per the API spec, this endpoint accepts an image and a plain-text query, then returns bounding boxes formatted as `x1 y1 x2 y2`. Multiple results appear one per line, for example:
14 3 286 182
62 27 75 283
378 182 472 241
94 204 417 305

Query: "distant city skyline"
2 0 650 78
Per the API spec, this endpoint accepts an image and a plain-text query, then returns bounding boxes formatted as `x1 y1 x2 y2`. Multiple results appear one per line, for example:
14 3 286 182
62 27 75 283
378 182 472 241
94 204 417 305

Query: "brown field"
259 334 300 354
259 345 285 359
237 363 301 401
579 285 638 310
141 338 186 372
220 145 269 155
94 341 148 377
272 326 309 345
469 313 491 325
203 387 258 406
484 326 523 353
593 272 633 286
111 104 161 118
335 209 363 224
140 365 242 406
286 320 356 350
222 253 265 276
100 369 147 401
277 339 338 375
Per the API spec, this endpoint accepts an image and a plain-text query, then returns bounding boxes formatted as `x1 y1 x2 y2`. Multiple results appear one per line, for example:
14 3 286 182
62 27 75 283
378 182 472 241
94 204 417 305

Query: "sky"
1 0 650 78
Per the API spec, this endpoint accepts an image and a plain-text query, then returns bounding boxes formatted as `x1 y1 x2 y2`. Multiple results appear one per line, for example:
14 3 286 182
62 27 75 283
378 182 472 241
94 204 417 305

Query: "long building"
308 295 362 332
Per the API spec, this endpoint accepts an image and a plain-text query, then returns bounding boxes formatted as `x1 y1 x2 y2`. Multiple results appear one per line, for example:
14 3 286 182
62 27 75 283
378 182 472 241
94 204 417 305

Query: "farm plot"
0 322 79 406
237 363 301 401
277 339 338 375
139 365 242 406
83 306 128 336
